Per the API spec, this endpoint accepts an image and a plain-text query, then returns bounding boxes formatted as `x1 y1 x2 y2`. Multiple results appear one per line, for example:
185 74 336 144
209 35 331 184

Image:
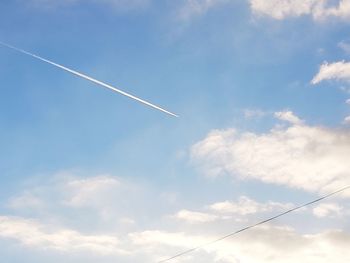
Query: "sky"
1 0 350 262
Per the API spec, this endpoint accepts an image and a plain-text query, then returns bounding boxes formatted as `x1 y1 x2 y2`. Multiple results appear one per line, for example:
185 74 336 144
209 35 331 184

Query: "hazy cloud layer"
131 227 350 263
1 172 349 262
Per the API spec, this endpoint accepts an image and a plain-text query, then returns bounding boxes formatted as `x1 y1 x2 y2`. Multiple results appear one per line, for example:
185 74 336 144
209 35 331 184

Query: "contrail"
0 41 178 117
158 185 350 262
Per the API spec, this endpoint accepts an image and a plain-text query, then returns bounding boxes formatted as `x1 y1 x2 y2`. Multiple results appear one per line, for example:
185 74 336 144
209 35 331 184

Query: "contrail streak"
158 185 350 262
0 41 178 117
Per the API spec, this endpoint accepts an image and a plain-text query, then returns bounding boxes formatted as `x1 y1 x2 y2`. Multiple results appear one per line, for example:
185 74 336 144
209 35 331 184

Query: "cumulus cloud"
191 111 350 195
210 196 293 215
249 0 350 21
275 110 304 125
131 227 350 263
178 0 350 21
249 0 321 20
313 203 343 218
171 196 295 226
311 61 350 84
0 216 125 255
174 210 218 223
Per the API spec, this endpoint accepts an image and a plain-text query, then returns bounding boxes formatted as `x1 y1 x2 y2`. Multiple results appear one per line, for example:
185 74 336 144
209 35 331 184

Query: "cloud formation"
191 111 350 195
132 227 350 263
1 172 349 262
312 203 343 218
0 216 125 255
209 196 293 215
171 195 294 224
178 0 350 21
275 110 304 125
312 61 350 84
250 0 350 21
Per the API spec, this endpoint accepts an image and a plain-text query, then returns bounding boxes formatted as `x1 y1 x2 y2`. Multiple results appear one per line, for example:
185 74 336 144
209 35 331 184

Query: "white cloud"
0 216 126 255
210 196 293 215
174 210 218 223
275 110 304 125
2 172 350 262
313 203 343 218
62 175 120 207
346 98 350 104
249 0 321 20
5 173 145 228
171 196 295 226
177 0 350 22
312 61 350 84
249 0 350 21
191 112 350 195
131 227 350 263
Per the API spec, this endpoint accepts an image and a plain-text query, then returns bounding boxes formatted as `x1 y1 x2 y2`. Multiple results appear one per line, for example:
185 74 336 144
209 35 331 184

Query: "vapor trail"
0 41 178 117
158 185 350 262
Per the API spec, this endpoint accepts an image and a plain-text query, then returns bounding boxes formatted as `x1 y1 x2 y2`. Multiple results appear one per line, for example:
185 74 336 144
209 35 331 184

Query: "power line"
158 185 350 262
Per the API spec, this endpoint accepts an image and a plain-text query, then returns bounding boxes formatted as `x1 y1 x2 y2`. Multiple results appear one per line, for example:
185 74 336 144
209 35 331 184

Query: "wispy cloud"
338 40 350 54
177 0 229 20
243 109 269 119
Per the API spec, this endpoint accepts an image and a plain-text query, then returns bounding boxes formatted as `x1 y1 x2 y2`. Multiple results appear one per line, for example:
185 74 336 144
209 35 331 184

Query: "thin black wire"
158 185 350 263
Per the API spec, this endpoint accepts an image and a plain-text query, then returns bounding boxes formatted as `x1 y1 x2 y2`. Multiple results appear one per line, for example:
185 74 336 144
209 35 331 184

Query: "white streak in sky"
0 41 178 117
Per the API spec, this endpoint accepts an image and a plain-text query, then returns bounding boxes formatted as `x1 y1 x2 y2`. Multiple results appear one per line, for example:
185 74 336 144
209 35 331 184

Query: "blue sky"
1 0 350 262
